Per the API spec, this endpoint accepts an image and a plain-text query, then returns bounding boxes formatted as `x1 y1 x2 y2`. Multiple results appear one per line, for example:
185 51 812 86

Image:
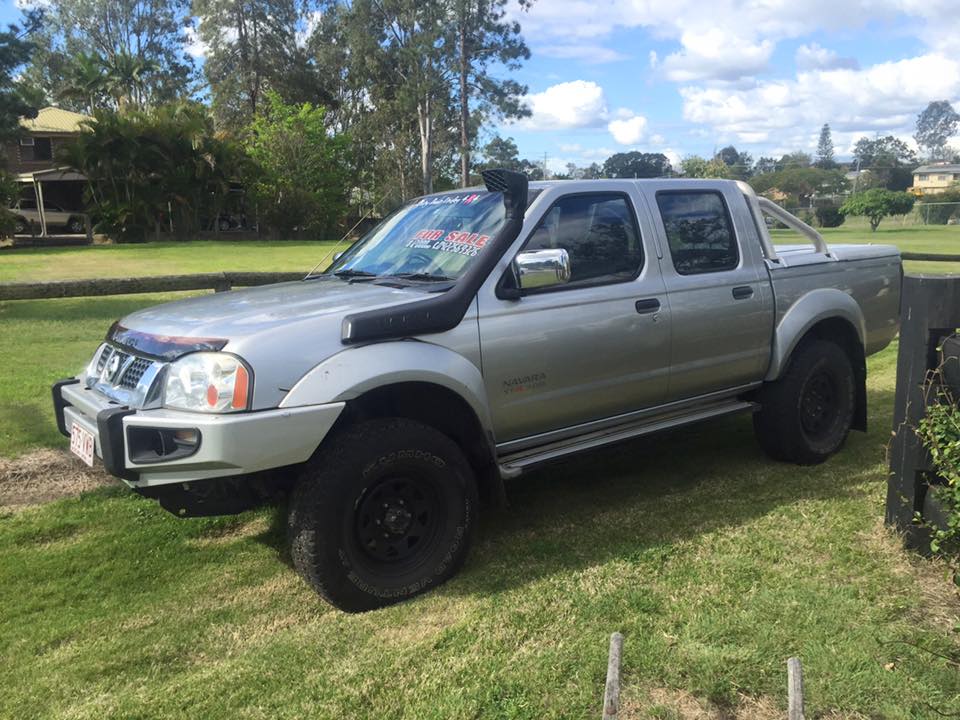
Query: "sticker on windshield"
406 229 491 257
415 193 485 207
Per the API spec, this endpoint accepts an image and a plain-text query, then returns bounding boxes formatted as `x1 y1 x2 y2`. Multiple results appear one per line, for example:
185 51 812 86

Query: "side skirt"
497 398 756 478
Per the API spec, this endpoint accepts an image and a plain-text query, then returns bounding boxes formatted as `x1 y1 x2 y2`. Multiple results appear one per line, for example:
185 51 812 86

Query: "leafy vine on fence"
915 347 960 556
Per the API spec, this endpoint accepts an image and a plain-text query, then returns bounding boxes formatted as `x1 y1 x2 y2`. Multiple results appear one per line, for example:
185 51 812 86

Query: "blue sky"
6 0 959 172
498 0 960 172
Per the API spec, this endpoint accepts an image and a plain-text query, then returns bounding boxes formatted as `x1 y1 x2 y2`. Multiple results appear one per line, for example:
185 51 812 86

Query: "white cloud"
795 43 859 71
510 0 960 83
661 30 774 82
538 44 629 64
184 26 208 58
608 114 649 145
579 147 616 160
662 148 683 169
520 80 609 130
681 53 960 147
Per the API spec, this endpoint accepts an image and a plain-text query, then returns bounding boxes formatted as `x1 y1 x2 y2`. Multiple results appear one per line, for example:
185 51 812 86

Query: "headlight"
163 353 252 413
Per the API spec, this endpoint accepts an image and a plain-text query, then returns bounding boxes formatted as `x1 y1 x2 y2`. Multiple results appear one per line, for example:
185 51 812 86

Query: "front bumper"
53 378 344 488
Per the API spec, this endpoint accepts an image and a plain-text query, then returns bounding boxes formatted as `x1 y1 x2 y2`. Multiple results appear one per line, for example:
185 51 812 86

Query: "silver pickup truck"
52 171 901 611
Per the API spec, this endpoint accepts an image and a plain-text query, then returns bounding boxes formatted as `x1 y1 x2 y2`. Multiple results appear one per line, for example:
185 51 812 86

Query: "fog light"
128 427 201 464
174 429 199 444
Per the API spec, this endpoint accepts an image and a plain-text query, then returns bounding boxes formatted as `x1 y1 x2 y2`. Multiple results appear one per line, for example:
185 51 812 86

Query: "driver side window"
522 193 644 289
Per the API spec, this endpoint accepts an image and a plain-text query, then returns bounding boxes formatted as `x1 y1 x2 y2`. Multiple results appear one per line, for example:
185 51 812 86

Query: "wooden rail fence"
0 252 957 303
0 272 306 301
900 252 960 263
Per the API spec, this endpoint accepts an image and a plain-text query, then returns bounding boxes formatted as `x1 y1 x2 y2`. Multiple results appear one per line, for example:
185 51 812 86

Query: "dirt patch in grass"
859 519 960 632
0 449 117 510
622 687 781 719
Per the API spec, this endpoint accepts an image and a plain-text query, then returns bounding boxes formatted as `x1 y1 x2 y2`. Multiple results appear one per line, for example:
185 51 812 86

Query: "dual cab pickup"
53 170 901 611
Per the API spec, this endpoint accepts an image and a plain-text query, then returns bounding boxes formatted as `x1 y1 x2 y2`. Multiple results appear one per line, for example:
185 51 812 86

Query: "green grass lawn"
2 342 960 718
2 229 960 717
0 240 340 282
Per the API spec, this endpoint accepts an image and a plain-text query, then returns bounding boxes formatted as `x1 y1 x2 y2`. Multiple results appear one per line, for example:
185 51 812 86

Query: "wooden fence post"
887 275 960 549
602 632 623 720
787 657 804 720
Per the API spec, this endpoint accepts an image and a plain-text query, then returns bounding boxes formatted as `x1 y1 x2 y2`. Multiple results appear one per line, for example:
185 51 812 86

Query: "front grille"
96 346 112 373
120 357 152 389
87 344 162 409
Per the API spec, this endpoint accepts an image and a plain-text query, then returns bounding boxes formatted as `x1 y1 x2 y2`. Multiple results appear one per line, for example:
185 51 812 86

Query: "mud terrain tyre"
288 418 478 612
753 339 855 465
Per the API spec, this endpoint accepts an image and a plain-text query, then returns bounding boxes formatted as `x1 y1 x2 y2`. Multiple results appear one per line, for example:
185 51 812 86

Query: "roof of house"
914 164 960 175
18 107 91 134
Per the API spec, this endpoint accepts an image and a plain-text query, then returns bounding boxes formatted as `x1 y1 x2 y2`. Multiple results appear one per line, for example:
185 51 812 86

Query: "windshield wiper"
333 269 377 281
386 272 456 282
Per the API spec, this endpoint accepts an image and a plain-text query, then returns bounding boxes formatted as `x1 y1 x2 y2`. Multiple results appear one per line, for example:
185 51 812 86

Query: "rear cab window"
656 191 739 275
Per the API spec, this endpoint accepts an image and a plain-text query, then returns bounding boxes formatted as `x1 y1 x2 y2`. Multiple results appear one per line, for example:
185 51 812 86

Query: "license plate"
69 422 95 467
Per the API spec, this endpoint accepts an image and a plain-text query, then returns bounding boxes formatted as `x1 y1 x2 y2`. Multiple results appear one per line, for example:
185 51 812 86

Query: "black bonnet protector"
106 322 228 361
341 169 529 345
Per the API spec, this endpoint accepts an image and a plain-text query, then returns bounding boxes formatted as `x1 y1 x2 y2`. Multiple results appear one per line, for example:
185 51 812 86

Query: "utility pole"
543 152 549 180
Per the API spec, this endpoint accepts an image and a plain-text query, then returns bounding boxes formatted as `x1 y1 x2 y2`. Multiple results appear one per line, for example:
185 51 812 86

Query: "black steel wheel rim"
354 476 441 566
800 369 838 439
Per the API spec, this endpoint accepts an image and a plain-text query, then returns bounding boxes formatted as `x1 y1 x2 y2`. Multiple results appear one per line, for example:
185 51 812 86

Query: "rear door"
477 189 671 442
645 185 774 400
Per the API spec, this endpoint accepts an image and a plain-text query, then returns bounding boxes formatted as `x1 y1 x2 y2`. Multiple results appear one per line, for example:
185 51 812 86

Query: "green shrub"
840 188 915 231
915 350 960 557
814 206 845 228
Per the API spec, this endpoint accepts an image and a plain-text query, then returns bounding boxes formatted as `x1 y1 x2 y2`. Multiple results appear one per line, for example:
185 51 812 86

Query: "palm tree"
105 53 158 111
61 53 107 114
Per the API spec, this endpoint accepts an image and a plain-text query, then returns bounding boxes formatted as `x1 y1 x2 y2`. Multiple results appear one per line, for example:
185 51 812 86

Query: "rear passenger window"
657 191 739 275
523 193 643 288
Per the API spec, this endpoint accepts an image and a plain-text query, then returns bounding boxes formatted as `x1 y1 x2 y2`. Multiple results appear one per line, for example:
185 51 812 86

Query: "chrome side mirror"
515 248 571 291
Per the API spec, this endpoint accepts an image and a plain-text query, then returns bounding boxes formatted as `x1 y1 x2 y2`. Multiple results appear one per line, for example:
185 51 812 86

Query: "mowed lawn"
1 226 960 717
0 239 340 282
3 343 960 718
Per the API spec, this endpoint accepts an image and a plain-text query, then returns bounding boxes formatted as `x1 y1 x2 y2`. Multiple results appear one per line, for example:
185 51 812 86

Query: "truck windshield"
328 191 506 282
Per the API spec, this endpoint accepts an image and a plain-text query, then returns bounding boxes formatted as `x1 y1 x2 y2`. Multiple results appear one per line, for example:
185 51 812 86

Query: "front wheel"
753 339 856 465
287 418 477 612
67 217 84 234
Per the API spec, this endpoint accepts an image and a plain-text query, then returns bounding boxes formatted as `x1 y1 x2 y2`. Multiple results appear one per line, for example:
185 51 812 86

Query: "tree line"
0 0 532 238
1 0 959 239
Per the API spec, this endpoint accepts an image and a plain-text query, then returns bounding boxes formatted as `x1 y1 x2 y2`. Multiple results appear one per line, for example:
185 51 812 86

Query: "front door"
478 191 671 442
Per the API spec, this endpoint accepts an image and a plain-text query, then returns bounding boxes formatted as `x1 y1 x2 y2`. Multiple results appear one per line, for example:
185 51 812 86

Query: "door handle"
732 286 754 300
635 298 661 314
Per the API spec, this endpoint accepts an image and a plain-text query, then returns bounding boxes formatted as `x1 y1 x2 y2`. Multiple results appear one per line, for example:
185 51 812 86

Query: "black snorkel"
341 169 529 344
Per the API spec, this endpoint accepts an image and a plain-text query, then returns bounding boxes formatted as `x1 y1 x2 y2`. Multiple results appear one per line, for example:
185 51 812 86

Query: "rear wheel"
67 217 84 234
13 217 26 234
753 339 855 465
287 418 477 612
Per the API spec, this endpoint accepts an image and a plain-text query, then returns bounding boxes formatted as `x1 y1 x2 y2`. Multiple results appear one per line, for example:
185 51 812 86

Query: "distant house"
844 169 870 190
5 107 92 236
5 107 90 175
911 163 960 196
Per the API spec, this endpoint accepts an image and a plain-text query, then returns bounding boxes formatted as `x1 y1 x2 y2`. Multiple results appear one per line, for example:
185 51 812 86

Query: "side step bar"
497 399 755 478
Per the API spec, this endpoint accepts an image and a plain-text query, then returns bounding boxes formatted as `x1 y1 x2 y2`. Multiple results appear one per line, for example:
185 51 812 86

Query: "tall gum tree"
452 0 529 187
22 0 193 110
194 0 333 130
